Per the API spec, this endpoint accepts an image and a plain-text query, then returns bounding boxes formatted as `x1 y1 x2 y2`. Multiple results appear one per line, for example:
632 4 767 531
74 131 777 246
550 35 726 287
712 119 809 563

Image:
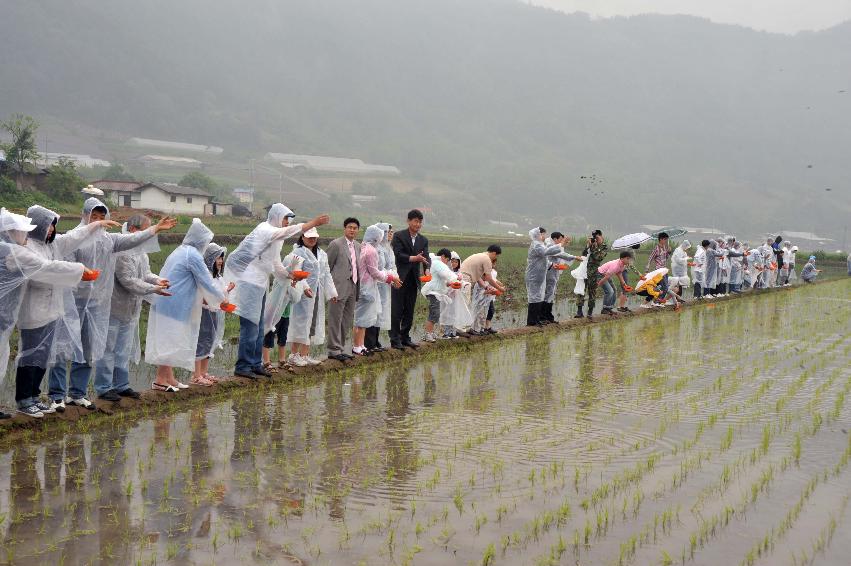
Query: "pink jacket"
358 243 391 287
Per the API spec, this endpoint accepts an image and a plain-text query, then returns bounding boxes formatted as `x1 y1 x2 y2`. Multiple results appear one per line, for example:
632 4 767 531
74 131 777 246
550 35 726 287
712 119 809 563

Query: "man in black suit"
390 209 430 349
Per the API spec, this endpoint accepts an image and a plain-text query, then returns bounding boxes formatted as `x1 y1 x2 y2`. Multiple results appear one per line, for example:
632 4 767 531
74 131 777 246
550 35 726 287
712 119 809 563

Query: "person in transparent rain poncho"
525 227 581 326
352 225 401 356
47 198 176 411
691 240 706 298
191 243 234 386
282 228 337 367
146 219 230 392
0 208 96 419
801 256 821 283
224 203 329 379
365 222 395 352
542 232 573 324
14 205 117 417
701 240 725 297
440 251 473 339
669 240 691 300
92 215 173 402
728 240 746 293
420 248 456 343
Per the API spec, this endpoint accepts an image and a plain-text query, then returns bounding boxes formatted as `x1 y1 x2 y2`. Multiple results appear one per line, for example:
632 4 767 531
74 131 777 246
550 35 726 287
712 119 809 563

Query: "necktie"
348 240 358 284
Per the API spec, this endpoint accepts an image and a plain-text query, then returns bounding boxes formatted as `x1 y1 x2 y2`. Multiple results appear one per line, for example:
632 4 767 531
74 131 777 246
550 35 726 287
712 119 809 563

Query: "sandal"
204 373 221 383
263 362 280 374
152 382 179 393
191 374 214 387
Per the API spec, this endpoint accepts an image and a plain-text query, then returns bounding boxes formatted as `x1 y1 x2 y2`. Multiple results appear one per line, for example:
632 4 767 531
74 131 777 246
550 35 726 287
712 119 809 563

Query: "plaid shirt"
646 244 671 270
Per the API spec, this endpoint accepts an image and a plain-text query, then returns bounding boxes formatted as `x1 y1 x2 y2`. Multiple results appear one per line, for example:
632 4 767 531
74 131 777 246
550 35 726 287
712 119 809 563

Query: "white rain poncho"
439 274 473 328
691 246 705 287
703 242 724 290
195 243 230 360
544 237 574 303
729 244 745 286
421 254 455 311
525 228 577 303
375 222 396 330
55 197 158 364
224 203 304 324
669 240 691 287
286 244 337 345
0 209 84 379
263 251 306 336
354 226 390 328
571 256 589 295
16 206 96 369
145 219 227 370
718 252 731 285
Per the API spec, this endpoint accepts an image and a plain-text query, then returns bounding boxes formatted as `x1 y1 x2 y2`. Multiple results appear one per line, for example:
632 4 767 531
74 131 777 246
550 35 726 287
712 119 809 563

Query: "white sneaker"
640 303 653 309
287 353 299 365
304 356 321 365
50 399 66 413
36 402 56 414
291 354 309 367
423 332 437 343
65 397 96 410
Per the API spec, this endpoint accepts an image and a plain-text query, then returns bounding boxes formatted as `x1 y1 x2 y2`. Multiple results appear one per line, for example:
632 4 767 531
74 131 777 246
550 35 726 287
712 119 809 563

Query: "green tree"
101 162 135 181
0 113 39 188
45 157 84 202
179 171 217 191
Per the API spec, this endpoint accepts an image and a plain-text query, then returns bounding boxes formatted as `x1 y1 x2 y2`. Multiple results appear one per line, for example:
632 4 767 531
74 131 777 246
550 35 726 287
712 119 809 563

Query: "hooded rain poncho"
145 219 227 370
224 203 304 324
0 208 85 379
525 228 578 303
354 226 390 328
55 198 158 364
286 243 337 345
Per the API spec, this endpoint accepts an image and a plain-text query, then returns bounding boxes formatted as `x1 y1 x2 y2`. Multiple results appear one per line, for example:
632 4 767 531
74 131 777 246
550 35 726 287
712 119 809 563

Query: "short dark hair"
657 232 669 240
343 217 360 228
407 209 424 221
619 250 634 259
437 248 452 259
487 244 502 254
702 239 711 247
92 205 108 216
551 231 564 240
592 229 603 237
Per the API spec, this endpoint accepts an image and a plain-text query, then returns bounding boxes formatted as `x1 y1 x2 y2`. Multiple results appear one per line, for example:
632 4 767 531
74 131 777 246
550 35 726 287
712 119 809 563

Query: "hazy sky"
528 0 851 34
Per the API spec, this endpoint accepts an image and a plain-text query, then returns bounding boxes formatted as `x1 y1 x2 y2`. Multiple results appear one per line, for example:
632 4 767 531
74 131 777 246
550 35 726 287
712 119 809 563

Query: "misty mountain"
1 0 849 239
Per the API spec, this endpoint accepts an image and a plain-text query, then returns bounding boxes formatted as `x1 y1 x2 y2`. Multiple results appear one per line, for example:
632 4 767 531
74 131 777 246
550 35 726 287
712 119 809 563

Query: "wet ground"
0 280 849 565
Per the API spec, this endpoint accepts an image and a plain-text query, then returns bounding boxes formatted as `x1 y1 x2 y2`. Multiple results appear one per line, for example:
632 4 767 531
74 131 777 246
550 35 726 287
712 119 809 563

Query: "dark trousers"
390 275 418 344
527 302 543 326
15 323 55 408
693 282 703 298
364 326 381 349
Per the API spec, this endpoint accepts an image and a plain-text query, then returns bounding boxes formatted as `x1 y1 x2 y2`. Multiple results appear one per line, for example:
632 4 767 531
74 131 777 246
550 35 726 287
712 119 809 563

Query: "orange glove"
81 268 100 282
219 302 237 313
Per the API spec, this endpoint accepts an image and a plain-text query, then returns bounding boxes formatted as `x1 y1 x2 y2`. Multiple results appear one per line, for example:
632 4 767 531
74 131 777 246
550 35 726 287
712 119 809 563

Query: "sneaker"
423 332 437 343
304 356 322 365
17 405 44 418
485 328 498 335
50 399 66 413
66 397 96 411
0 411 11 420
291 354 309 367
440 333 454 340
98 390 121 402
36 402 56 414
617 307 631 313
640 303 653 309
601 308 616 316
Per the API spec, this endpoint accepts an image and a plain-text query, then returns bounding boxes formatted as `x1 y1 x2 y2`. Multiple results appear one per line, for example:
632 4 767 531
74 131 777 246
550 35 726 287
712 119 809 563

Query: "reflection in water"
0 282 849 565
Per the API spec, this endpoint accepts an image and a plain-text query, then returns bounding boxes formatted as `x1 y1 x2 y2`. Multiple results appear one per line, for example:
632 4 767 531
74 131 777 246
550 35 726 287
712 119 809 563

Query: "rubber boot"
587 300 595 319
574 304 584 319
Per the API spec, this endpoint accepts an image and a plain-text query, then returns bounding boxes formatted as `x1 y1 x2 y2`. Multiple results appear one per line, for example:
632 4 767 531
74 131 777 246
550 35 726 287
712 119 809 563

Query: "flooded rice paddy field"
1 280 850 566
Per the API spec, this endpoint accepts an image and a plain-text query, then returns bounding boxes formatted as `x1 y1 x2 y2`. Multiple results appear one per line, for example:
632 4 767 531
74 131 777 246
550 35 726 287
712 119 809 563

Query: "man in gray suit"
326 217 361 361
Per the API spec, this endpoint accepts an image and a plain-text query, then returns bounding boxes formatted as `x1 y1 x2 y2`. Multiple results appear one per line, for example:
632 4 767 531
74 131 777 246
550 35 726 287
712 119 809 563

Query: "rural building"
204 201 233 216
38 152 111 168
264 152 400 175
138 155 203 169
127 137 224 155
98 181 212 215
232 186 255 203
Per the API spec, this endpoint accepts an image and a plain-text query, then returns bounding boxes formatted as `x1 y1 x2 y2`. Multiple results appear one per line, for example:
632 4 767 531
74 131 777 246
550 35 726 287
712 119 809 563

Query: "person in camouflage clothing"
574 229 608 319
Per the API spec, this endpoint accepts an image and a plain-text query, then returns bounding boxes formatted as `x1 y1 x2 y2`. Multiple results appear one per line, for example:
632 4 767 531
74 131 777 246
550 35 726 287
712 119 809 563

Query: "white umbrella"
635 268 668 292
612 232 652 250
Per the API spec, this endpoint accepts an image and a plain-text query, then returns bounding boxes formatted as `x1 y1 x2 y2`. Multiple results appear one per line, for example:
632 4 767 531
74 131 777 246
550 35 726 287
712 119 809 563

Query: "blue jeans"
235 292 266 374
93 319 134 396
49 362 92 401
601 279 616 308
